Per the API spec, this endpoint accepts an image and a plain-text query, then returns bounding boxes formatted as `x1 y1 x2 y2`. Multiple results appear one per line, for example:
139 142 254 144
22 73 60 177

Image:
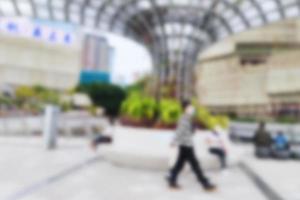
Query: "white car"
290 133 300 159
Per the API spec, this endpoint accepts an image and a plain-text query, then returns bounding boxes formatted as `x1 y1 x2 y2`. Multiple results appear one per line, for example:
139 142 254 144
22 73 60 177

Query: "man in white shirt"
167 100 216 191
206 130 227 169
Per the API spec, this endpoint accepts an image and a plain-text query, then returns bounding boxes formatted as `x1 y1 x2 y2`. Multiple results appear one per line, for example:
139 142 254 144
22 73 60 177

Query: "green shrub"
88 105 98 116
276 116 299 124
123 95 144 120
121 93 229 129
122 95 182 124
202 116 217 130
15 86 35 105
121 92 138 114
37 90 60 105
121 93 157 121
142 97 157 120
159 99 182 125
0 96 15 109
77 83 126 117
14 85 60 112
196 106 230 130
196 106 210 121
216 115 230 129
60 102 72 112
233 117 257 123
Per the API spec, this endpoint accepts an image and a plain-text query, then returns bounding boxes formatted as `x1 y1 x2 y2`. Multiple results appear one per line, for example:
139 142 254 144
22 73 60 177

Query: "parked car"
229 122 257 142
289 132 300 159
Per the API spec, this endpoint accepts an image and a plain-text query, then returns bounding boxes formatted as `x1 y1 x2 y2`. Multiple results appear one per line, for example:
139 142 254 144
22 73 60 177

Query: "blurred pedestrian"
253 121 272 158
273 131 289 151
270 131 291 159
206 130 227 169
166 100 216 191
90 134 112 150
90 119 114 150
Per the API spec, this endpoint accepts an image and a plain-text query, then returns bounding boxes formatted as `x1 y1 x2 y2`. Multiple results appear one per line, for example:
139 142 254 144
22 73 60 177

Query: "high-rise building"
80 34 114 84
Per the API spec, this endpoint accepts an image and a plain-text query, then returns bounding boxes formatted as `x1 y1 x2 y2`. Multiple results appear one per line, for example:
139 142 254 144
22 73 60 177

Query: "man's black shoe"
203 183 217 192
169 183 182 190
165 175 181 190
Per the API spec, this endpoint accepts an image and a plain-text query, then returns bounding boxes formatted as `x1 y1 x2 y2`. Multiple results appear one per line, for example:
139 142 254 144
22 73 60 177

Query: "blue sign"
80 70 111 84
7 22 18 33
33 27 42 38
0 18 77 45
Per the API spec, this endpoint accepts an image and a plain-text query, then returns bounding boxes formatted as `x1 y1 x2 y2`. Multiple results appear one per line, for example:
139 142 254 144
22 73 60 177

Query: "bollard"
43 105 60 150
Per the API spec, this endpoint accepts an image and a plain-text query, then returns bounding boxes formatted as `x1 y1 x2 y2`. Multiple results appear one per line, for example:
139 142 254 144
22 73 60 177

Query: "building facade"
0 18 81 91
196 19 300 119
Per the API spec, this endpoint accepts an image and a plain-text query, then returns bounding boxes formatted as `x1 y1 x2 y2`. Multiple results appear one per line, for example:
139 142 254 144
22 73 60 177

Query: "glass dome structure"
0 0 299 98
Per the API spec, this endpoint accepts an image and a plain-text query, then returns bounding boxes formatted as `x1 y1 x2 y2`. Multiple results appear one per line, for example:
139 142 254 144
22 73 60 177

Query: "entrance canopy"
0 0 299 98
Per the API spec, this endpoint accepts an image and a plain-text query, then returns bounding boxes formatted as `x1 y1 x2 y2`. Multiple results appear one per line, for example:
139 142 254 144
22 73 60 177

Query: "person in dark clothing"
166 100 216 191
210 148 226 168
253 122 272 157
254 122 272 148
90 134 112 150
90 120 114 150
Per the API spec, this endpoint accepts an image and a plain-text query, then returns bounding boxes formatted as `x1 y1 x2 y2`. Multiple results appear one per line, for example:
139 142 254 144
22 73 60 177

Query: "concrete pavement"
0 137 268 200
243 156 300 200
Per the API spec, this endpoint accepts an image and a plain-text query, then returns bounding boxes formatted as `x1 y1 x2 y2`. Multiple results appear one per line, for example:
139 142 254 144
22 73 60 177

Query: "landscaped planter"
119 117 156 128
120 117 206 130
101 125 243 171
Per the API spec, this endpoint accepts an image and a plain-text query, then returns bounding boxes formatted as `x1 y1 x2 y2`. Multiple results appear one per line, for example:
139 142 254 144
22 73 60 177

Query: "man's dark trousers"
209 148 226 169
169 146 209 186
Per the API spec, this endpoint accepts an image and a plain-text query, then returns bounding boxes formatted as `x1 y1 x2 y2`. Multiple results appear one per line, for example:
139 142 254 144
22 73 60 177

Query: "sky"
105 33 153 86
76 28 153 86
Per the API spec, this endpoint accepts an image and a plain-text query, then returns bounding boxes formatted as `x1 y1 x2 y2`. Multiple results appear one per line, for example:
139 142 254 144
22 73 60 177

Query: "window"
237 43 271 66
240 56 267 66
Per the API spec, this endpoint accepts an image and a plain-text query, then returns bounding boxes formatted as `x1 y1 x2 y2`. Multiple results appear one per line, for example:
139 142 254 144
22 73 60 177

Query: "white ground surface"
102 126 244 170
0 137 267 200
244 157 300 200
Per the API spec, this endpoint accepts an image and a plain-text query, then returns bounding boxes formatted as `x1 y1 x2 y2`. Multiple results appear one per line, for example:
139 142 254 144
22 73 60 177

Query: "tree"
77 83 126 117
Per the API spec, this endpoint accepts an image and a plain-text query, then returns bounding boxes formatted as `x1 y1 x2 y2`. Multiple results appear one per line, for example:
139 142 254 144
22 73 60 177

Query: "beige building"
196 19 300 118
0 32 81 91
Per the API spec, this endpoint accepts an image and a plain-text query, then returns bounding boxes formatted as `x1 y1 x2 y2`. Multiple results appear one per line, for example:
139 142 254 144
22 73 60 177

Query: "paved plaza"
0 137 298 200
244 158 300 200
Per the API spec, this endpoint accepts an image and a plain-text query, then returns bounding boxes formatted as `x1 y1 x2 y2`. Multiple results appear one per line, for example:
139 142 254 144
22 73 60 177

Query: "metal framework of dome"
0 0 299 99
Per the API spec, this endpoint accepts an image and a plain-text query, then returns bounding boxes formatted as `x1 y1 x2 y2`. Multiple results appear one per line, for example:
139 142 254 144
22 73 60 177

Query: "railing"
230 121 300 142
0 113 106 137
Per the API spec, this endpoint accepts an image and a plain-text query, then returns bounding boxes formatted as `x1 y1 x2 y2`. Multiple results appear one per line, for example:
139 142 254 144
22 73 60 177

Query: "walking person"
90 134 112 150
206 130 227 170
166 100 216 191
90 119 114 150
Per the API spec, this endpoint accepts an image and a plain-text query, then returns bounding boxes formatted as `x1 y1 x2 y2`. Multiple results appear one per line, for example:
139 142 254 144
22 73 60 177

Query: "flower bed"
120 116 176 130
120 92 230 130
